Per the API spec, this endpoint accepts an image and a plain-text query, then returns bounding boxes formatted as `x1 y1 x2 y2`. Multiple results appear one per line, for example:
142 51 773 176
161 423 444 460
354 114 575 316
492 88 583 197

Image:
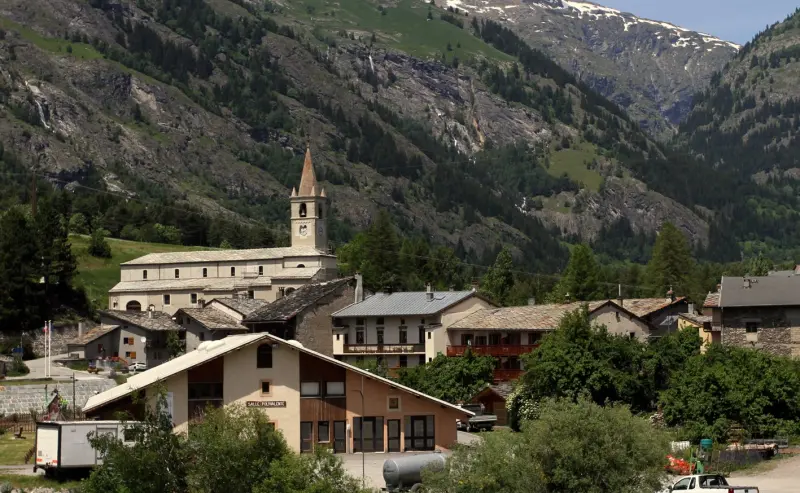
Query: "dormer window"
299 203 307 217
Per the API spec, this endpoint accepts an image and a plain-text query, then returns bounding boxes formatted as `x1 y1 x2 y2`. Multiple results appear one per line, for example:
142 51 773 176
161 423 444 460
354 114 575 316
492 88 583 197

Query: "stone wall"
295 284 356 356
721 307 800 357
0 379 116 416
0 322 85 358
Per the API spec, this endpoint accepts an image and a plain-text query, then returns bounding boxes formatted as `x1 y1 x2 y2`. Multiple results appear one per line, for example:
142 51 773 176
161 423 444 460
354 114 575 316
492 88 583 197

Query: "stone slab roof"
333 290 478 318
68 325 119 346
99 310 182 332
449 301 607 331
210 298 270 317
120 246 333 266
245 277 353 322
678 313 712 325
109 276 276 293
617 297 687 318
718 276 800 307
703 292 720 308
179 308 247 331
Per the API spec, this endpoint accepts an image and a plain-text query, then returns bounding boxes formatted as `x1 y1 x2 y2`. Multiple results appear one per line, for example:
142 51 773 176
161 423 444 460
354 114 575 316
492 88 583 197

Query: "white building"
331 285 495 369
108 146 338 315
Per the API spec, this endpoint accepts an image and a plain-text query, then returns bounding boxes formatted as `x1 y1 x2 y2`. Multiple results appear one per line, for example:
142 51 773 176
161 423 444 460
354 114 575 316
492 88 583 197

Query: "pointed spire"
290 187 297 197
298 141 318 196
320 188 327 198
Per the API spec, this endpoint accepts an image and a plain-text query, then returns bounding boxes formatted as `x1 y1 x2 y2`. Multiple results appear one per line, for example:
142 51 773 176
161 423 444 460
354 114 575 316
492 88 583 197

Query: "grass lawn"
0 473 81 489
548 143 605 192
0 434 33 465
70 235 208 309
0 16 103 60
286 0 514 61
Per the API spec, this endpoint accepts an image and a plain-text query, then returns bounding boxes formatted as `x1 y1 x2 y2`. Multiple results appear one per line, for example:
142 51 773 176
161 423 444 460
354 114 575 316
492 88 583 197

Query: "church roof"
120 246 332 266
297 146 319 197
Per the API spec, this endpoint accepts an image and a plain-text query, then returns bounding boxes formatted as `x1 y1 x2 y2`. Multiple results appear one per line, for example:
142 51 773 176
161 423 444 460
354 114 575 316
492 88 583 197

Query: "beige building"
331 285 495 369
107 146 337 315
82 333 471 454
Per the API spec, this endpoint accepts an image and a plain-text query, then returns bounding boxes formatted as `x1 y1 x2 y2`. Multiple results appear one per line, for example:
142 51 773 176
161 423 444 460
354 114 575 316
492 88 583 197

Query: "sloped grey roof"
99 310 182 332
109 276 275 293
333 290 477 318
121 247 333 266
211 298 270 317
178 308 247 331
245 278 353 322
719 276 800 307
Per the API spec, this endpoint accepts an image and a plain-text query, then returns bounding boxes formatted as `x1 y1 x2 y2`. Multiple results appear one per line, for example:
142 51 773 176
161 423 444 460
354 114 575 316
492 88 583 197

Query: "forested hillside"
679 7 800 260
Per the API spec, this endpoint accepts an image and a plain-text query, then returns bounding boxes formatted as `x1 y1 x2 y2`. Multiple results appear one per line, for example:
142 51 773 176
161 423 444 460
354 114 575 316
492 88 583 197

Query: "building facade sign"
246 400 287 408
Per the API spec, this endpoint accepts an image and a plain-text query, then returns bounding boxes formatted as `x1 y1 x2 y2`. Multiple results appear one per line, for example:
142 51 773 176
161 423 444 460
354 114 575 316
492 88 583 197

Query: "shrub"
88 229 112 258
8 357 30 377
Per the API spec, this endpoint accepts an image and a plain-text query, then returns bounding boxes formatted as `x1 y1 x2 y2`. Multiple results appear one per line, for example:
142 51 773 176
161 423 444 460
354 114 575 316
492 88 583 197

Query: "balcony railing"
446 344 540 357
343 343 425 354
493 369 524 381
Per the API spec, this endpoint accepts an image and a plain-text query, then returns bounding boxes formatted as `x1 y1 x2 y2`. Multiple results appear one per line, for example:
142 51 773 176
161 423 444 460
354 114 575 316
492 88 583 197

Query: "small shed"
469 382 514 426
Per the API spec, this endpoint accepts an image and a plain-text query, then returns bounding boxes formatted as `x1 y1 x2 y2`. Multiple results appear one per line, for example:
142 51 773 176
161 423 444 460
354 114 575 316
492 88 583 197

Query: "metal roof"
83 333 472 417
719 276 800 307
333 290 477 318
121 247 333 266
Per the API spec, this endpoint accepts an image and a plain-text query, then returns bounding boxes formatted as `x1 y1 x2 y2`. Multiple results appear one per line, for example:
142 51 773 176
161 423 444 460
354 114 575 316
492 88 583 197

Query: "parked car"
128 361 147 372
456 403 497 432
664 474 758 492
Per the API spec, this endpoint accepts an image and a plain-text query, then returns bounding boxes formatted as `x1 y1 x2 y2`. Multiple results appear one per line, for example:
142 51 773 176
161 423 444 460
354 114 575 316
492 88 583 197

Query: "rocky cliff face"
446 0 739 139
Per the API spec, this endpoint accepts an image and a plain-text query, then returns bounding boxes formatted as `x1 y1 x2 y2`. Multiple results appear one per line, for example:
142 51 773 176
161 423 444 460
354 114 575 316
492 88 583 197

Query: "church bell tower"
290 145 329 250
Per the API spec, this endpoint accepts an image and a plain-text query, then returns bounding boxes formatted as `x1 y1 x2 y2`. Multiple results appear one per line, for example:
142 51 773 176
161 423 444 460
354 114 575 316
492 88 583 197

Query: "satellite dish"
140 337 147 343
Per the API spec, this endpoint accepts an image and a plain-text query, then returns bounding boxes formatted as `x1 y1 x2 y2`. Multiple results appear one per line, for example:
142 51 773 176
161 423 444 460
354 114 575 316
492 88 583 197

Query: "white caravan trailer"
33 420 137 478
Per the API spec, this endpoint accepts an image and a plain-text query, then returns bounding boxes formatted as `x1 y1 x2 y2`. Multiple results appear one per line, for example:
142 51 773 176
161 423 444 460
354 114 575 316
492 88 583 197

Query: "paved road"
5 353 100 381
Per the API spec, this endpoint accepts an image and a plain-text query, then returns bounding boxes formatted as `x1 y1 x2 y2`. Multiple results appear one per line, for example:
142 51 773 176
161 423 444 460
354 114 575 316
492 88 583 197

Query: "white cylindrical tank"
383 453 446 491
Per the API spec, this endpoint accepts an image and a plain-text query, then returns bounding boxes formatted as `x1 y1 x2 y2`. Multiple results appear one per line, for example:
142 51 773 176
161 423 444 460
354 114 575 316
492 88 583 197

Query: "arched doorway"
126 300 142 312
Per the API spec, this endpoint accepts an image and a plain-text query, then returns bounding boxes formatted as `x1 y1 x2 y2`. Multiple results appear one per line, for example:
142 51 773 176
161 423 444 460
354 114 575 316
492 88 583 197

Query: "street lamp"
349 375 365 486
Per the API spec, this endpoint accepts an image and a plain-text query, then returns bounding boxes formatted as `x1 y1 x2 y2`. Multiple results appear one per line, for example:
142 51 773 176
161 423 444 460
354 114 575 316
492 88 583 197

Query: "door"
333 421 346 453
405 416 435 451
387 420 401 452
95 427 118 465
353 417 384 452
300 422 313 452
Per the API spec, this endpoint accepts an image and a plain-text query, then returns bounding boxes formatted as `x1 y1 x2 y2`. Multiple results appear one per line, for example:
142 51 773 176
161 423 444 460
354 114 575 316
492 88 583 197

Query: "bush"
8 357 30 377
87 229 112 258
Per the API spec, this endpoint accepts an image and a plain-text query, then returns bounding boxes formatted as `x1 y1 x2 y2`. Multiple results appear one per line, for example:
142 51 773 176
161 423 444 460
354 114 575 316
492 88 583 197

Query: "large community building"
107 147 337 315
83 333 471 454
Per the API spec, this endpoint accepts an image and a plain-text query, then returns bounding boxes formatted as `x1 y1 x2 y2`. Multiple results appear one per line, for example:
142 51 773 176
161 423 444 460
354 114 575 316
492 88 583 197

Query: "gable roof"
68 325 119 346
616 297 687 318
99 310 183 332
109 276 276 294
718 275 800 307
449 301 608 331
703 291 720 308
83 333 472 418
333 290 481 318
244 277 353 322
678 313 712 325
177 308 248 331
210 298 270 318
120 246 333 266
471 382 515 402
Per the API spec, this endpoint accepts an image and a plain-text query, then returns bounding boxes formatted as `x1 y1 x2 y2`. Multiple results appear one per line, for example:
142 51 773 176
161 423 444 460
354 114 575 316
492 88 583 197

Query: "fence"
0 411 88 434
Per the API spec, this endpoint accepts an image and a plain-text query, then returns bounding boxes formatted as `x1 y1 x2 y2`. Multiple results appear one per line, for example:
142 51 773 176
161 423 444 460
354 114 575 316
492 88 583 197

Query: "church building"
107 147 338 315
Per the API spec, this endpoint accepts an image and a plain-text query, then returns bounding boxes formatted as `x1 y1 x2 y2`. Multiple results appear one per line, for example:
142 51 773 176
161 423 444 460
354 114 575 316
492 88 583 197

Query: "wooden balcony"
493 369 524 381
343 344 425 354
446 344 540 357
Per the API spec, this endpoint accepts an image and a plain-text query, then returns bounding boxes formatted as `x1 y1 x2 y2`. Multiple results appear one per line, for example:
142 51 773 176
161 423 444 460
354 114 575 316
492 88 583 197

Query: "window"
230 267 236 277
388 396 401 411
326 381 345 396
318 205 324 219
356 318 365 326
670 477 692 491
174 269 180 279
202 268 208 278
376 317 385 325
258 266 263 276
257 344 273 368
377 329 384 345
344 333 349 345
143 270 148 280
300 422 312 452
528 333 542 345
297 264 305 268
399 328 407 344
428 332 432 340
301 382 321 397
418 355 425 366
318 421 329 442
400 318 406 325
163 294 171 306
336 334 340 341
191 293 198 304
399 355 408 367
356 329 365 344
199 332 205 342
475 336 487 346
418 327 425 343
261 380 271 395
188 382 224 420
299 203 307 217
746 322 759 333
126 300 141 311
248 290 254 299
488 334 500 345
125 351 137 359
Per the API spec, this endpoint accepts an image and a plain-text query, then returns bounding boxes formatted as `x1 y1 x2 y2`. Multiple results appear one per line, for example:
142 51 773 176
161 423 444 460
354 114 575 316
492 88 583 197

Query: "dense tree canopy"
395 352 496 403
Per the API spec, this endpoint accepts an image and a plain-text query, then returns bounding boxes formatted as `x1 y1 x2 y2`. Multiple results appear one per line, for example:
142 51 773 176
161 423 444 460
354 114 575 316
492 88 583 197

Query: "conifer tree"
481 247 515 305
645 222 695 297
547 244 602 302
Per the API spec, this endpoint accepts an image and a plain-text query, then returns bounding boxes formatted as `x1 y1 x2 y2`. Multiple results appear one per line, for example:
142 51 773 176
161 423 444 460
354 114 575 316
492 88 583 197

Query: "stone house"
705 276 800 357
176 298 270 352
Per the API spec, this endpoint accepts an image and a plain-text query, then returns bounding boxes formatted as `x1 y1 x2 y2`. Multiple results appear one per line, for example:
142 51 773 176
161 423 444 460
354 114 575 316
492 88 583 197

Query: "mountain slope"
445 0 739 139
0 0 714 270
679 8 800 260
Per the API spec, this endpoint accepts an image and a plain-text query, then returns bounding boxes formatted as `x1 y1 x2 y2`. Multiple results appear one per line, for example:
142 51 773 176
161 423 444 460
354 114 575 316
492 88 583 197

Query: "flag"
43 324 48 333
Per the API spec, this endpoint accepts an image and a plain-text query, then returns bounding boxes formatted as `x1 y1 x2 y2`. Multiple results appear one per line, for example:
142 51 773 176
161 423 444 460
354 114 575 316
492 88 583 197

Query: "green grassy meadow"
548 143 605 192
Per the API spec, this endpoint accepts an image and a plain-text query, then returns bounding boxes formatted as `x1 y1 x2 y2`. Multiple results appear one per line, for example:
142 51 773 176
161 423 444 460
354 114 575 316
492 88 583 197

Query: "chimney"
148 310 153 319
743 278 751 289
471 280 479 292
667 287 675 302
78 322 84 339
426 283 433 301
688 302 695 314
527 297 536 306
354 273 364 304
716 283 721 292
449 285 455 292
383 286 393 295
617 284 623 306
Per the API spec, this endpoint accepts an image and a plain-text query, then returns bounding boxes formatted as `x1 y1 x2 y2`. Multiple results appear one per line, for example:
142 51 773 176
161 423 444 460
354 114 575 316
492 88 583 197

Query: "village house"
468 382 513 426
704 276 800 357
66 310 183 368
678 312 714 353
107 146 338 315
82 333 471 454
177 277 357 356
447 295 689 381
330 284 495 370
